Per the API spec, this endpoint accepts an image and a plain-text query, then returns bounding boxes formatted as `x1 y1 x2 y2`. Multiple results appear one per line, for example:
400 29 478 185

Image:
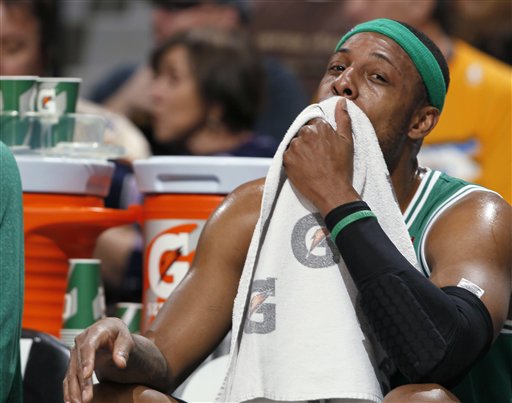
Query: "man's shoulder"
433 170 508 218
423 178 511 282
431 184 510 237
449 188 508 213
406 169 508 243
206 178 265 238
228 178 265 207
222 178 264 216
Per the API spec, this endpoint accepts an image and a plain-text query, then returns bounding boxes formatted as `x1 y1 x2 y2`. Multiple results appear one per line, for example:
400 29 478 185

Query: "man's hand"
63 317 134 403
283 97 360 216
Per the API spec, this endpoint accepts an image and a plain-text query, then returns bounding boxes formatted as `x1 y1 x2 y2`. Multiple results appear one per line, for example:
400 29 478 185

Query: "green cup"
0 111 22 147
0 112 41 152
0 76 38 148
115 302 142 334
61 258 106 347
36 77 81 114
0 76 38 112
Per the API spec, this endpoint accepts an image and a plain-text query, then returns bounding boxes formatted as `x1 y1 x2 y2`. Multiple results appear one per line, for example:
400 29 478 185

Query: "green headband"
335 18 446 111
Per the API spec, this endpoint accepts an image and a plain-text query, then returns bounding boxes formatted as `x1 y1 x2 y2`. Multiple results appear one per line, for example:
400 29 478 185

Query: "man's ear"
408 106 440 141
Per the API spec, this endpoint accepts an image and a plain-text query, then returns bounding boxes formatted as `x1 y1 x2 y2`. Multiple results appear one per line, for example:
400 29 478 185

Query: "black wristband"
324 200 370 232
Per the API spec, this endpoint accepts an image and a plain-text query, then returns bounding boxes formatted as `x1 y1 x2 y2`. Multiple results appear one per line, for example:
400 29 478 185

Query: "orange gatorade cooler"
134 156 271 332
17 155 138 337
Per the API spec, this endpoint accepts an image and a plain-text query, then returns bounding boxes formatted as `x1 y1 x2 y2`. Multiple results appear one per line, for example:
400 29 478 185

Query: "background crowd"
0 0 510 401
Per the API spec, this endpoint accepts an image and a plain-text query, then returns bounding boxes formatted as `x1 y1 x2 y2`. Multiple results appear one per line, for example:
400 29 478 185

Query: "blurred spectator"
95 27 278 307
341 0 511 203
0 0 59 74
89 0 308 147
0 141 24 402
150 27 277 157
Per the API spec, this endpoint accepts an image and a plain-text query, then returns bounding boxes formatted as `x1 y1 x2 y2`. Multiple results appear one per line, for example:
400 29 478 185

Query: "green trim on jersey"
403 169 485 276
401 168 511 403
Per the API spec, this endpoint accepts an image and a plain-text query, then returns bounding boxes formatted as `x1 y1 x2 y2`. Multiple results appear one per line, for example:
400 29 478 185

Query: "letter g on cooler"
143 224 198 327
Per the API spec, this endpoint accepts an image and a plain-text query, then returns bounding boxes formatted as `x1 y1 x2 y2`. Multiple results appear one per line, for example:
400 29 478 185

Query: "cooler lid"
15 155 114 196
134 156 271 194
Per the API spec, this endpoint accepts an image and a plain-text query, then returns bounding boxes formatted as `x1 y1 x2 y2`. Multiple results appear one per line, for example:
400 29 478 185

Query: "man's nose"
333 68 358 99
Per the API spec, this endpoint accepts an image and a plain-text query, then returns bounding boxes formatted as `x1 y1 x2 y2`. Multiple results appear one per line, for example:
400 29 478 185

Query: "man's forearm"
95 334 173 394
325 201 493 387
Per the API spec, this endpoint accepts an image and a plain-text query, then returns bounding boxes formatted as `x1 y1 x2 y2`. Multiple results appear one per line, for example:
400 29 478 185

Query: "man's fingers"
63 375 69 403
112 328 134 369
305 100 350 138
76 341 89 398
63 355 72 402
79 322 118 377
334 97 351 137
63 318 133 402
305 117 325 126
77 331 99 381
68 373 84 403
64 346 84 403
77 339 94 402
74 325 116 401
81 377 94 403
304 117 333 135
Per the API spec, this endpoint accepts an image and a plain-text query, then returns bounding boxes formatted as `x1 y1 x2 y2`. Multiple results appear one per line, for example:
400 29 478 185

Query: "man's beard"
378 117 413 175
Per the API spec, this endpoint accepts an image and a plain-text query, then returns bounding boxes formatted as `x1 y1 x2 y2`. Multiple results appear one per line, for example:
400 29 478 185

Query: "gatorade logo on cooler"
145 224 198 318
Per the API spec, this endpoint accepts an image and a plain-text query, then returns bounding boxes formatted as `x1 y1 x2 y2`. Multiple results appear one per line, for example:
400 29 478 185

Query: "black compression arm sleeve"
325 203 494 387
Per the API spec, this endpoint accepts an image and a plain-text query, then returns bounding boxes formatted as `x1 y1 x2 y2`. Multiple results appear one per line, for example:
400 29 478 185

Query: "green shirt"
403 168 511 403
0 141 24 402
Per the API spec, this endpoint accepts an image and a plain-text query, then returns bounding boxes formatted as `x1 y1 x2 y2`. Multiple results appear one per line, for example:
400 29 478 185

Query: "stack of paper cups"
115 302 142 334
61 259 106 347
0 76 38 148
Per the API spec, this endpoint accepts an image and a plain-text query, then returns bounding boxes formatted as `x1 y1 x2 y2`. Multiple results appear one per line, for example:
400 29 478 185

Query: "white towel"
217 97 419 403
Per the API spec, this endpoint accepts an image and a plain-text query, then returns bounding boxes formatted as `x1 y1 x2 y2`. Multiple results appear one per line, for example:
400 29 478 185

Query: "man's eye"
371 73 387 82
329 65 346 72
